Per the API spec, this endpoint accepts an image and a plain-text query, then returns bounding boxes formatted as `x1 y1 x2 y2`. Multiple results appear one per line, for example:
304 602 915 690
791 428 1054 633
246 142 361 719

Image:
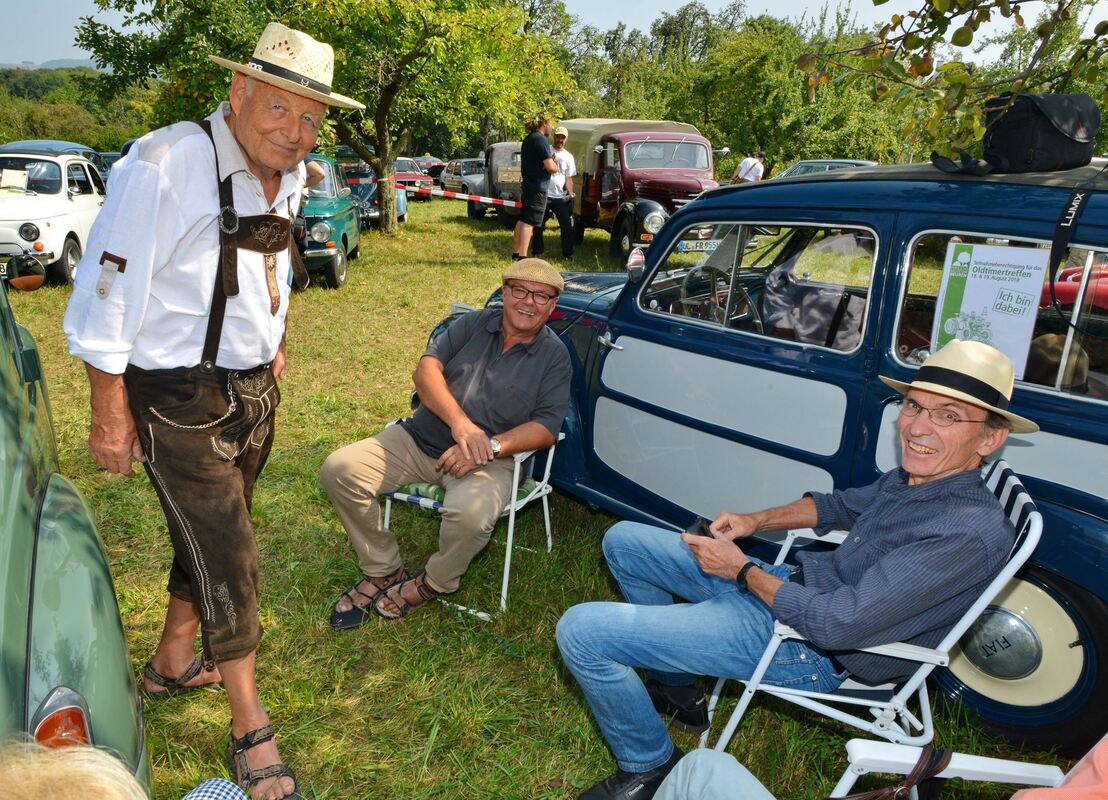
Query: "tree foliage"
798 0 1107 154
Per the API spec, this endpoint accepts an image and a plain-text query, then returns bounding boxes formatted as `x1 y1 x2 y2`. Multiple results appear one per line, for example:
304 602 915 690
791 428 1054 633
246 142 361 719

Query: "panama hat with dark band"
880 339 1039 433
210 23 365 111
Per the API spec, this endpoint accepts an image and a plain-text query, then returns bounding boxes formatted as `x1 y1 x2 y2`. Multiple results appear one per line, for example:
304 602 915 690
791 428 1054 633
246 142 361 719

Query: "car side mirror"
67 187 80 199
625 247 646 283
713 147 731 154
593 145 604 154
1 254 46 292
339 187 351 198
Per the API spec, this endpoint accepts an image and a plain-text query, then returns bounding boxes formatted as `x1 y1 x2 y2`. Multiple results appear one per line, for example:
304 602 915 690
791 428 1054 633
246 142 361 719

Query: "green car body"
298 154 360 288
0 254 149 785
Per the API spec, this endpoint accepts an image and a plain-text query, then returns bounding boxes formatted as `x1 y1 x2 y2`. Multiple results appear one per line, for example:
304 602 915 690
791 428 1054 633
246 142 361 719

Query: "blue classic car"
296 154 360 288
0 251 149 783
442 161 1108 756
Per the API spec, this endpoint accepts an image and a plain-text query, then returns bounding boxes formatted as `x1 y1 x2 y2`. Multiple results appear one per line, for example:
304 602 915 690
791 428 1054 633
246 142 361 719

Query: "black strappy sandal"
143 656 220 700
228 724 301 800
372 570 440 620
329 567 410 630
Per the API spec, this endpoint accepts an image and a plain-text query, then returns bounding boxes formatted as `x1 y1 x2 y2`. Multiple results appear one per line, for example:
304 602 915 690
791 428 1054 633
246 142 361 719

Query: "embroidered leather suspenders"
196 120 310 373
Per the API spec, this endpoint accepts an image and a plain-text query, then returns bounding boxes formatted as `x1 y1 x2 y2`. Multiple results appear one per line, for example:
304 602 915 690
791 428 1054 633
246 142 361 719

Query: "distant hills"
0 59 99 70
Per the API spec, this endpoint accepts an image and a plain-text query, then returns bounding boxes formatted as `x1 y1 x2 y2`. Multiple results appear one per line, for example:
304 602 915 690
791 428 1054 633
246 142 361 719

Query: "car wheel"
49 237 82 284
397 211 407 223
609 215 634 260
936 565 1108 756
324 247 347 288
467 191 485 220
349 241 360 260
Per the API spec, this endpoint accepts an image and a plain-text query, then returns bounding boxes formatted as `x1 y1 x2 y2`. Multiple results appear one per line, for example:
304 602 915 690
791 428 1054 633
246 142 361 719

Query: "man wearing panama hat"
64 23 363 800
557 339 1037 800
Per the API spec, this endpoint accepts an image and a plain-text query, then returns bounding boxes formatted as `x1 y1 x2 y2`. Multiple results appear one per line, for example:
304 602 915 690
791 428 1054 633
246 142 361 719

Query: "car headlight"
643 212 666 234
309 222 331 243
19 223 39 241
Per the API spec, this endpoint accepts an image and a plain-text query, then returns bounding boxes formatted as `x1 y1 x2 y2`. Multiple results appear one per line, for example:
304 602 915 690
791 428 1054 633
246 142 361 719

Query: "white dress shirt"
735 156 764 182
64 103 305 373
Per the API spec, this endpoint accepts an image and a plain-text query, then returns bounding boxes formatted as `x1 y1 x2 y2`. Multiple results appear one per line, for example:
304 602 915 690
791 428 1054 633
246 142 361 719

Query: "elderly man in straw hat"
556 340 1038 800
321 258 571 622
63 23 363 800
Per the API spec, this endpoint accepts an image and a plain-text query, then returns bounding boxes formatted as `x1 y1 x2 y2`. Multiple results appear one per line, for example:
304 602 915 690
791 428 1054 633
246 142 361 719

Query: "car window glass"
640 223 875 352
307 161 336 197
0 157 62 194
67 164 92 194
396 159 418 172
624 141 708 170
88 165 106 195
897 232 1108 401
463 162 483 175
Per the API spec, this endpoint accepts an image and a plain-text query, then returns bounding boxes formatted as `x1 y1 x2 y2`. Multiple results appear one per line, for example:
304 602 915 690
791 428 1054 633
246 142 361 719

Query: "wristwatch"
735 561 758 589
489 437 502 456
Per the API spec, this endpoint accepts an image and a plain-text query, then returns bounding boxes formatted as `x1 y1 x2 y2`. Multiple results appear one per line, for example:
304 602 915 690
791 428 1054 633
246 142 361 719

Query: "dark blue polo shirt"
401 307 571 458
521 129 554 194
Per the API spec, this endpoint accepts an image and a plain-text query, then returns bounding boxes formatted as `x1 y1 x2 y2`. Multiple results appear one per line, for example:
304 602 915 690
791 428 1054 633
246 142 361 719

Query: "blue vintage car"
345 163 409 227
296 154 361 288
440 161 1108 756
0 250 149 783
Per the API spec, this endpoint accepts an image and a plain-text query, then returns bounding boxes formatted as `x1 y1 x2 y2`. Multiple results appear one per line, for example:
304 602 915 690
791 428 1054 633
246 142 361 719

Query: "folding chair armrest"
843 739 1065 786
773 528 848 565
770 624 947 666
511 431 565 464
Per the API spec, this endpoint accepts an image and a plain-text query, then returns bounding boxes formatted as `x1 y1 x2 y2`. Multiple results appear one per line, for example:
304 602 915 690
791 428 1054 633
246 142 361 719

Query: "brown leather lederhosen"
122 120 308 663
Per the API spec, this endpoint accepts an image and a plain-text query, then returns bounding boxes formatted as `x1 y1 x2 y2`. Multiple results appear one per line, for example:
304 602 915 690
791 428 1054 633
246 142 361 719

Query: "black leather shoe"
578 748 684 800
645 681 709 734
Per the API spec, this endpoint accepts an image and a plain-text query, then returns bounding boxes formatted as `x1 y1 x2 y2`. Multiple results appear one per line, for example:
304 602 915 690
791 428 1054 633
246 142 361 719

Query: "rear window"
897 232 1108 402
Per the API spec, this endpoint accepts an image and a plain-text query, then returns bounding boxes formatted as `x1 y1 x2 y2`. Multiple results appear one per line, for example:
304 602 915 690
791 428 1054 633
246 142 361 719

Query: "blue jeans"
556 521 847 772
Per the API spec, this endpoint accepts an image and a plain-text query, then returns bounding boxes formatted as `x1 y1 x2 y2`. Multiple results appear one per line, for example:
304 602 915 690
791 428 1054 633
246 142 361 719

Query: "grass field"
10 200 1065 799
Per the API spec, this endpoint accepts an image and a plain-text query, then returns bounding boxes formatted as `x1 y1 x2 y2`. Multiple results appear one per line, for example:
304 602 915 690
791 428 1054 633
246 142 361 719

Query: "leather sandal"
228 724 301 800
329 567 409 630
373 570 440 620
143 656 220 700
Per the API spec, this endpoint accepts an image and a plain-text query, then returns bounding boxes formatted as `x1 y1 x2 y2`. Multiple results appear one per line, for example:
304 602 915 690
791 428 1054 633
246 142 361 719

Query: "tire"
467 188 485 220
573 214 585 246
397 212 407 223
49 236 81 284
324 246 347 288
609 214 634 260
936 565 1108 756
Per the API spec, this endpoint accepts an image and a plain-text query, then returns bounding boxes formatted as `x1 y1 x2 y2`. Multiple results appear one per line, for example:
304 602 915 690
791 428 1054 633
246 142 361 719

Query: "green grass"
11 201 1067 799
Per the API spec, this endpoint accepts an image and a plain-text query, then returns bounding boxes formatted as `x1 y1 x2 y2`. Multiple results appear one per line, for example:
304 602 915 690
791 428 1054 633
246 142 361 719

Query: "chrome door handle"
598 330 623 350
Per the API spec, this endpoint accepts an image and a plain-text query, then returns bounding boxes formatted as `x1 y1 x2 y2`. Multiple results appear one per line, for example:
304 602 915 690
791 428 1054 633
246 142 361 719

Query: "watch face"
490 437 502 454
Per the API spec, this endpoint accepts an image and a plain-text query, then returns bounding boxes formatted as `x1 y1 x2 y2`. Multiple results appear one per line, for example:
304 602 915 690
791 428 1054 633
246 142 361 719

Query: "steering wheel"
680 265 731 325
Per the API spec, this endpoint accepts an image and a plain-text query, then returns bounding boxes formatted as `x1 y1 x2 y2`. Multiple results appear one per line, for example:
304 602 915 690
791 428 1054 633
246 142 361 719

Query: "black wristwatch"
735 561 758 589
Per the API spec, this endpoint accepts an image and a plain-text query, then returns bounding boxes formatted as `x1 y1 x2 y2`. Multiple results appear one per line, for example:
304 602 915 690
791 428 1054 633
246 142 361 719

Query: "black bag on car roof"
932 92 1100 175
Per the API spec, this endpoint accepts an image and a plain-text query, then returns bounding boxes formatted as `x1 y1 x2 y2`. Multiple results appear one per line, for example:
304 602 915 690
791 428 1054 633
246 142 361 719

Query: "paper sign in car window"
1 169 28 190
932 242 1048 377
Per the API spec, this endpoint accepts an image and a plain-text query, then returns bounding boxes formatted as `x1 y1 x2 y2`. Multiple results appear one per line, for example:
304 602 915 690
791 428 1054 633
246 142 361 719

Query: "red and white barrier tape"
403 185 523 208
344 177 523 209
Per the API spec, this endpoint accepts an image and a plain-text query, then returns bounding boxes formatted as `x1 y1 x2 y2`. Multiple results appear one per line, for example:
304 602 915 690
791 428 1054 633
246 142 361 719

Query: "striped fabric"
982 459 1038 558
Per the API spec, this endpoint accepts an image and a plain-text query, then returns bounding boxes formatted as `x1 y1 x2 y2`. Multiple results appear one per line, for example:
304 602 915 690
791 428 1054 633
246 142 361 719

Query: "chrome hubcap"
959 607 1043 679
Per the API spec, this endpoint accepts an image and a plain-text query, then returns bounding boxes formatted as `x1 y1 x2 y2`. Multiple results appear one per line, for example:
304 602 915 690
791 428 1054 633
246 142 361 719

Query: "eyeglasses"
505 283 557 306
898 398 985 428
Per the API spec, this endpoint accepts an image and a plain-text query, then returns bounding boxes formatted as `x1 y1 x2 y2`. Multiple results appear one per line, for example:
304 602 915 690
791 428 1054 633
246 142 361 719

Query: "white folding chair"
700 460 1043 751
831 737 1077 797
381 432 564 621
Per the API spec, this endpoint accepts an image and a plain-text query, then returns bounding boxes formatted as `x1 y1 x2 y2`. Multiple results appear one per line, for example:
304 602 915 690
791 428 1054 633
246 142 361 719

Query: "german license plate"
676 239 720 252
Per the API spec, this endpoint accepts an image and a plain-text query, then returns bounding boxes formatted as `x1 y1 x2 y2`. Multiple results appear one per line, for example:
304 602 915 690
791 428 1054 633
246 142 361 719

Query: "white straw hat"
880 339 1038 433
210 23 365 111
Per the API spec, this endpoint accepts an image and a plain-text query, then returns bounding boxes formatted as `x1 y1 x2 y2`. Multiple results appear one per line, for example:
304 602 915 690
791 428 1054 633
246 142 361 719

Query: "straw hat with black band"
880 339 1039 433
210 23 365 111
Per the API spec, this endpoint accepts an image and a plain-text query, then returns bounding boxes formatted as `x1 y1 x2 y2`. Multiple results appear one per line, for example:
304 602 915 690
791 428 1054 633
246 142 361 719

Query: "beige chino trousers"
321 424 515 593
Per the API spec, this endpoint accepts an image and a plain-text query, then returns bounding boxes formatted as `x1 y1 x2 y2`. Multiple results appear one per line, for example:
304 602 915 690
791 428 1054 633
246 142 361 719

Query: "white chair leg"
499 503 518 614
543 493 553 553
699 676 729 748
712 635 783 752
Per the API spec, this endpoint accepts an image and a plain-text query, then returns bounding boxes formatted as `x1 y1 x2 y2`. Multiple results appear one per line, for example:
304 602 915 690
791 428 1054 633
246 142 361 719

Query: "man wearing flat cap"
556 340 1038 800
64 23 364 800
322 259 571 622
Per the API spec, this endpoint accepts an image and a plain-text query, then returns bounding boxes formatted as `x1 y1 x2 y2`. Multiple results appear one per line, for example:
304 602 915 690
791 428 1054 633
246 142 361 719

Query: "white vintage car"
0 149 105 283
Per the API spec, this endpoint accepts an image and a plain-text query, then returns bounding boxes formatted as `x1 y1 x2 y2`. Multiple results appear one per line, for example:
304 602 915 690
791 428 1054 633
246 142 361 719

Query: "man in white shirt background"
535 125 577 260
731 150 766 183
62 24 363 800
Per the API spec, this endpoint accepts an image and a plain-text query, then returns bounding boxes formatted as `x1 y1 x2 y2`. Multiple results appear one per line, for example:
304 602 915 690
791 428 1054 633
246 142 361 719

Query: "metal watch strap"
735 561 758 589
